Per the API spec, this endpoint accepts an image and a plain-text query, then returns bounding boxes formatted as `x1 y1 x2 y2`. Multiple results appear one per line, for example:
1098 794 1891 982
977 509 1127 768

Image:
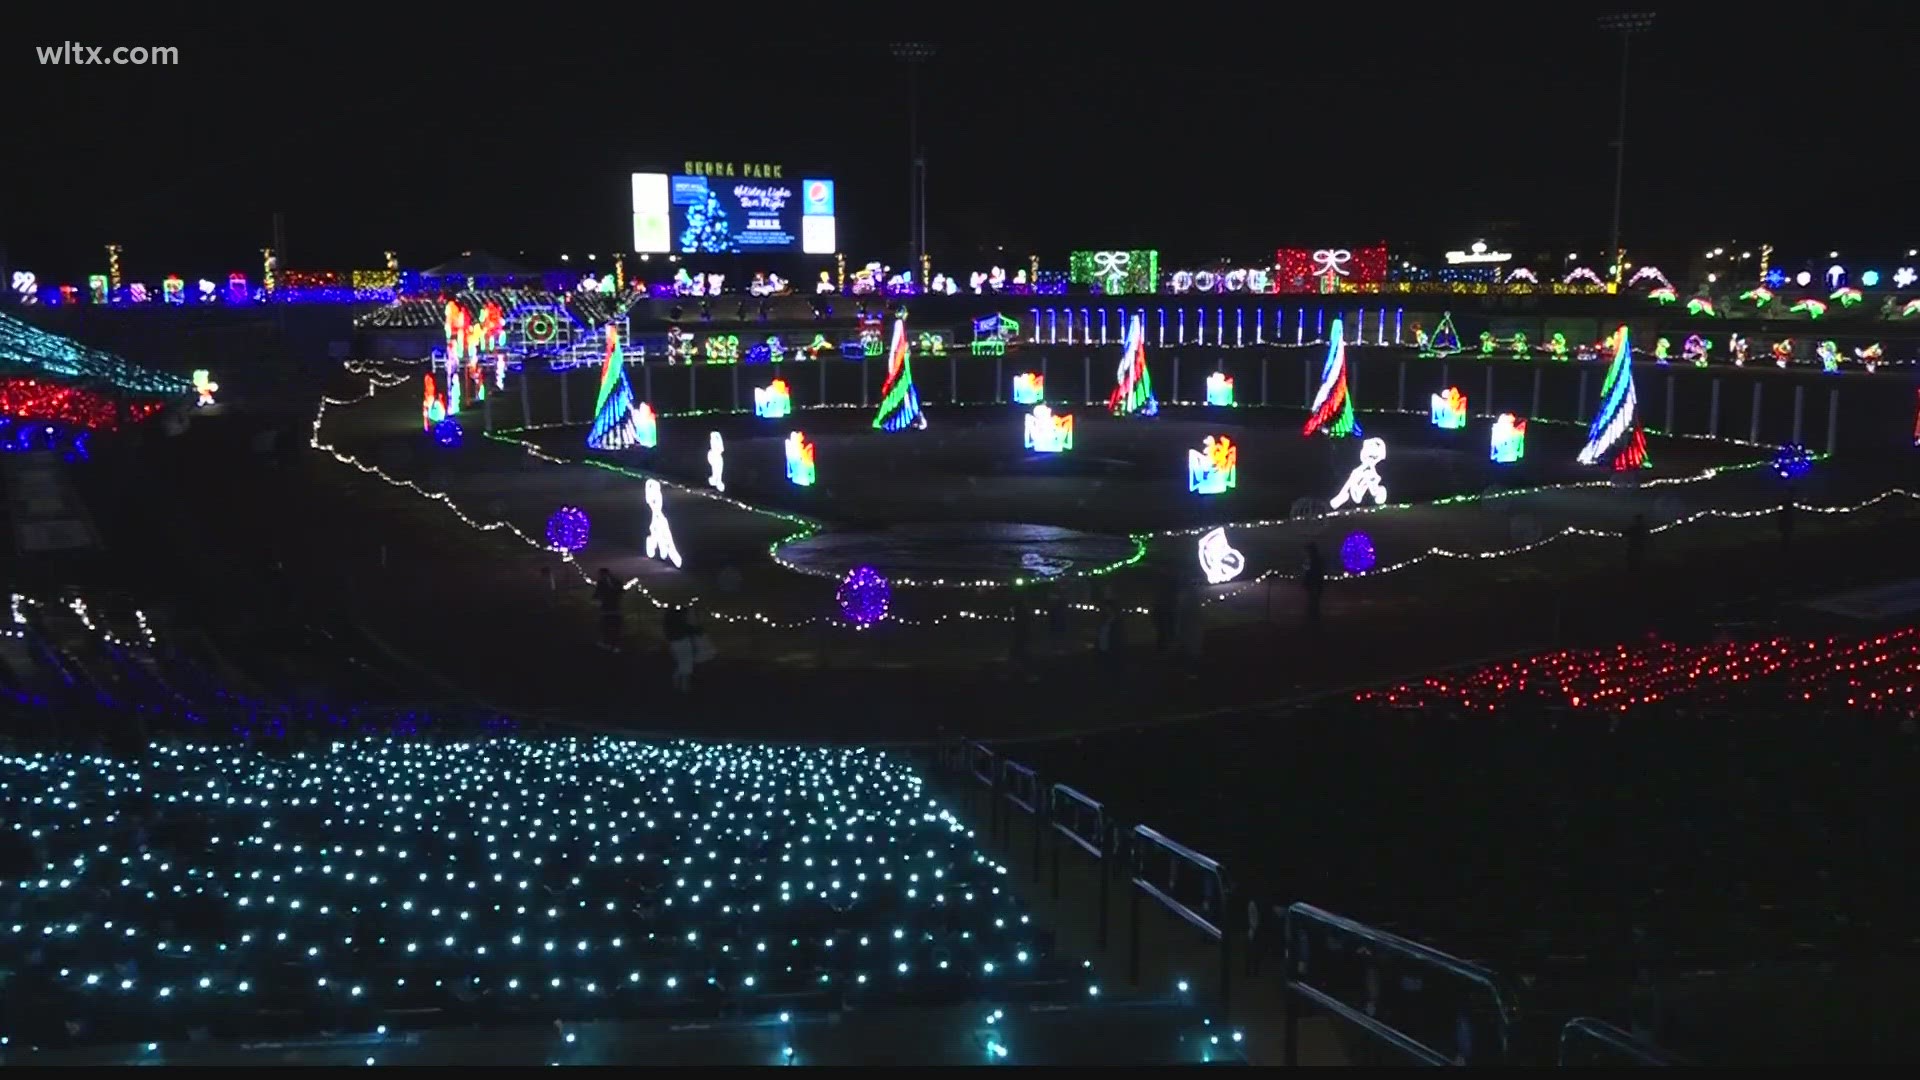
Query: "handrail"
1130 824 1226 941
1558 1017 1678 1066
1283 902 1516 1065
999 758 1041 815
1047 783 1105 859
963 740 995 788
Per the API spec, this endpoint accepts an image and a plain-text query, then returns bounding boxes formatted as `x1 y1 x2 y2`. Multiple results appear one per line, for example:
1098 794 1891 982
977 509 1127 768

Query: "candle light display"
1185 436 1238 495
1022 406 1073 454
1204 372 1234 407
754 379 792 420
1429 387 1467 430
1011 373 1044 406
1490 414 1527 464
784 431 817 486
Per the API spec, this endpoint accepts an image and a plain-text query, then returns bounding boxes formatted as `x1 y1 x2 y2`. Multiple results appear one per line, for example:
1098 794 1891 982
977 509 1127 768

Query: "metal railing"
1557 1017 1679 1066
1281 902 1517 1066
1129 824 1233 1019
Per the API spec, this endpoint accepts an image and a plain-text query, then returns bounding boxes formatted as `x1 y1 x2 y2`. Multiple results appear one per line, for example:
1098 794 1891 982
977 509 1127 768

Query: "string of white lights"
311 368 1896 631
7 593 159 651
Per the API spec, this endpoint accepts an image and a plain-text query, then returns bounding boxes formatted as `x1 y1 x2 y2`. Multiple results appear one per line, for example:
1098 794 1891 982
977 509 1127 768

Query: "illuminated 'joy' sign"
1023 405 1073 453
784 431 816 486
1490 414 1527 464
1186 435 1238 495
754 378 791 419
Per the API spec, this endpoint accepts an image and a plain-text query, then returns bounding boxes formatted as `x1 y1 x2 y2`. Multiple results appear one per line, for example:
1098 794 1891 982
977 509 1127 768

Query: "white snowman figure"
707 431 726 492
1330 437 1389 510
643 479 681 568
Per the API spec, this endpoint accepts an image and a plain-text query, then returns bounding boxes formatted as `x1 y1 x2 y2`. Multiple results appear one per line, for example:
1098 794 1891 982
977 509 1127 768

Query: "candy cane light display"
1023 405 1073 453
1186 435 1238 494
1330 437 1388 509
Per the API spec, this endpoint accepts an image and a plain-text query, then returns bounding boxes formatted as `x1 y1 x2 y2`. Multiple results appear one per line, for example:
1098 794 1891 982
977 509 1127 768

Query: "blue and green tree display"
679 191 732 253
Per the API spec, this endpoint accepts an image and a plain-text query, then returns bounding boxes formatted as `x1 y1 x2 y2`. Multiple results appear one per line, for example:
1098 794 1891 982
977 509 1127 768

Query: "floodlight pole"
1601 13 1654 280
892 44 935 272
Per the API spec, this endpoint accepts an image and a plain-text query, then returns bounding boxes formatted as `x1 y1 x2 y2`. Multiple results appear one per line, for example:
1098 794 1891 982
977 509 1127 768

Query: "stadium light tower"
891 43 936 272
1600 12 1655 281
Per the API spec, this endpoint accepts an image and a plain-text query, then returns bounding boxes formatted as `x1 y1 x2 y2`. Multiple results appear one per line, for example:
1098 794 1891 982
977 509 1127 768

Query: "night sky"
5 12 1911 281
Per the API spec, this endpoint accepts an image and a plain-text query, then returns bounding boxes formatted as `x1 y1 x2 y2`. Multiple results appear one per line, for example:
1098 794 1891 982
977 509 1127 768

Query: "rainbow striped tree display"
1577 325 1649 470
1302 318 1360 437
872 316 927 431
1108 313 1158 417
586 325 643 451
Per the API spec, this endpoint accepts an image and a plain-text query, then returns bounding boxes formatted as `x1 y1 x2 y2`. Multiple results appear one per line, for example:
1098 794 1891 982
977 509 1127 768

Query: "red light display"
0 377 164 430
1274 244 1389 294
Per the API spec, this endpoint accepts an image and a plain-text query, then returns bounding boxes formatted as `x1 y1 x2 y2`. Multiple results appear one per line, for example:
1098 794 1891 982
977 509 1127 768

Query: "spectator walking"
593 569 624 652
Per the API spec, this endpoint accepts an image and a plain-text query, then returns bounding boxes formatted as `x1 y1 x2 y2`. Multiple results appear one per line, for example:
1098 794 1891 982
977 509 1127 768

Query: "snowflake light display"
432 417 464 448
1430 387 1467 430
1205 372 1235 407
1490 414 1527 464
0 738 1061 1049
1012 372 1044 405
1186 435 1238 495
754 379 792 419
1023 405 1073 454
545 506 591 552
784 431 817 486
837 565 891 626
643 478 682 568
1339 532 1377 574
1329 437 1387 509
1197 527 1245 584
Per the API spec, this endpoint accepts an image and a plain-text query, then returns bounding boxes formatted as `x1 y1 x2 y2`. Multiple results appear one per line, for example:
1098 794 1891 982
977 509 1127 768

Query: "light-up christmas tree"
587 326 644 451
1421 311 1462 357
1108 313 1158 416
1302 317 1360 437
1577 325 1649 470
872 315 926 431
678 190 732 253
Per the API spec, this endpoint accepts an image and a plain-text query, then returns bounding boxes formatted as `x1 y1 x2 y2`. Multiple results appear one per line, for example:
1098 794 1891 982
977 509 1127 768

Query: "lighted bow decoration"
1091 250 1131 292
1311 249 1352 280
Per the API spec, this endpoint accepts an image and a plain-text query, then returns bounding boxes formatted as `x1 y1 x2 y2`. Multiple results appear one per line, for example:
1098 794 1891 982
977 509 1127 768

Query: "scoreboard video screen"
632 162 837 256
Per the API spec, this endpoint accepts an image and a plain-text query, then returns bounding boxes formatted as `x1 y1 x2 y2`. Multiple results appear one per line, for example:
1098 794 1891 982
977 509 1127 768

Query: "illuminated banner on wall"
1068 250 1160 295
632 170 838 255
1274 244 1389 294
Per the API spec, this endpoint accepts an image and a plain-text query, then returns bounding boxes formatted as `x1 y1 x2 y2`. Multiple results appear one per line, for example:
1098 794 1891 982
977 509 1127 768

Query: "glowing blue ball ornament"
1339 531 1377 574
432 417 464 447
836 565 891 627
1772 443 1813 481
545 506 591 552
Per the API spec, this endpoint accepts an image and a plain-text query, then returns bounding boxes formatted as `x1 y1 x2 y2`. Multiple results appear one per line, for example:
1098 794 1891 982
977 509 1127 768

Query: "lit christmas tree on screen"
1302 318 1360 437
1577 325 1649 470
586 326 643 451
678 190 733 253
